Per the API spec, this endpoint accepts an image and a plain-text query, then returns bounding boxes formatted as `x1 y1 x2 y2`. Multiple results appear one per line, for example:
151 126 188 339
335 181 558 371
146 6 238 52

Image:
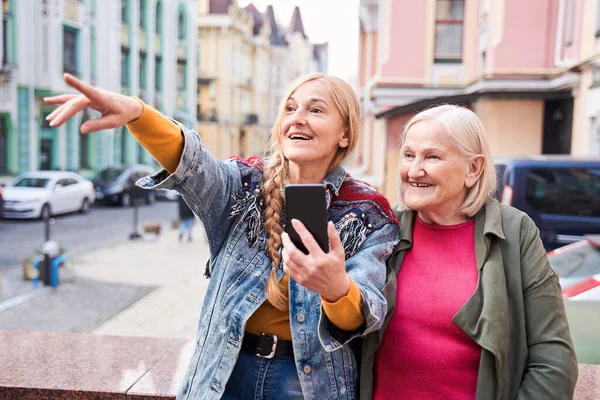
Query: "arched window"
177 10 185 40
155 1 162 34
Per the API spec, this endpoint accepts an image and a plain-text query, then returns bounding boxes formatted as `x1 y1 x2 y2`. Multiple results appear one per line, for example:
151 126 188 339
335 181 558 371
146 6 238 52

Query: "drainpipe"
554 0 566 67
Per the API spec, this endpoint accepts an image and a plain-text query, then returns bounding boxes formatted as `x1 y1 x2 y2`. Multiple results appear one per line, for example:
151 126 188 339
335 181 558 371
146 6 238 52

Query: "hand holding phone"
284 184 329 254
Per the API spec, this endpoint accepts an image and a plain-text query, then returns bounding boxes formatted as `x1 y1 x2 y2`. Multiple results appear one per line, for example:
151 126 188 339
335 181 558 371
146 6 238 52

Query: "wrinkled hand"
281 219 350 302
43 73 143 134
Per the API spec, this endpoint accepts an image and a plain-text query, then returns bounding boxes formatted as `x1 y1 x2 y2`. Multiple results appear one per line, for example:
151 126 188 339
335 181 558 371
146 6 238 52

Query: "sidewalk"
0 221 209 340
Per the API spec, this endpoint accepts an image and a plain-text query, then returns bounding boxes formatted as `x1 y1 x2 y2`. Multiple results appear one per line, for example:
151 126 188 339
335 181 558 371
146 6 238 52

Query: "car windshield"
13 177 51 188
97 168 126 181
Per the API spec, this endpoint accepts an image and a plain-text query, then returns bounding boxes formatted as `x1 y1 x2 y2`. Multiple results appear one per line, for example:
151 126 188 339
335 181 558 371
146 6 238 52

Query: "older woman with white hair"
359 105 578 400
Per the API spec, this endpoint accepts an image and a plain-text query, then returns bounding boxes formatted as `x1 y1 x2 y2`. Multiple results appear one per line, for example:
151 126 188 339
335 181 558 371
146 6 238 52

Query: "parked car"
93 165 156 207
547 235 600 364
495 156 600 250
1 171 95 219
155 189 179 201
0 185 4 216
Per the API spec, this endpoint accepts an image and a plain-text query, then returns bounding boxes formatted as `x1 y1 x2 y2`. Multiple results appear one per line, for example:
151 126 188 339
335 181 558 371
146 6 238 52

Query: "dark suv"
93 165 156 207
495 156 600 250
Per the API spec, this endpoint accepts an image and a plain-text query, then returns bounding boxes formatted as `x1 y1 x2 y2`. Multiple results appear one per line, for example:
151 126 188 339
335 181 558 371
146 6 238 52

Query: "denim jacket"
137 123 400 400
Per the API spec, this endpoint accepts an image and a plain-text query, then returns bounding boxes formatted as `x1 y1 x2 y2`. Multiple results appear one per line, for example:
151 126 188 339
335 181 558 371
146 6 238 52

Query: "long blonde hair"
398 105 497 217
262 73 360 311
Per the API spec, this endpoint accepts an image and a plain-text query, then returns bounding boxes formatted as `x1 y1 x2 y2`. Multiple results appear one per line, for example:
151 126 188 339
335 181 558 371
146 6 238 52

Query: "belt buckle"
257 333 278 359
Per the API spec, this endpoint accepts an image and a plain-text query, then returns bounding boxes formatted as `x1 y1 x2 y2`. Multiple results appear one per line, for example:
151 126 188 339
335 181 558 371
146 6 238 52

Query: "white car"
1 171 95 219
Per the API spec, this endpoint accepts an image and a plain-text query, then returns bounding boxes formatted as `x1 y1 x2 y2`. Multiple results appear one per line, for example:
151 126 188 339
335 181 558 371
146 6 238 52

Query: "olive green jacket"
359 198 578 400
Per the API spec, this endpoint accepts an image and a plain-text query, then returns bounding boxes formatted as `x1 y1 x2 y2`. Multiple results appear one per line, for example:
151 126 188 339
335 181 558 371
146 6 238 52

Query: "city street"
0 201 179 271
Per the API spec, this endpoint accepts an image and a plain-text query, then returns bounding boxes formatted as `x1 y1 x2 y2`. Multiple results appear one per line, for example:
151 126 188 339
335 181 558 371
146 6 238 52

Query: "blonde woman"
45 73 399 400
359 105 578 399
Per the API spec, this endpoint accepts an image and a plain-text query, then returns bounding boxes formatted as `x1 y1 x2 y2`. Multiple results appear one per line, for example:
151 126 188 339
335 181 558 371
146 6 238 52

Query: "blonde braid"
262 153 289 311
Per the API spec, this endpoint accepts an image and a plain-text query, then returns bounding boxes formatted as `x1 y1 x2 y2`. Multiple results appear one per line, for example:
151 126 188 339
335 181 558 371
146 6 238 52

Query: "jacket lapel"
452 199 508 400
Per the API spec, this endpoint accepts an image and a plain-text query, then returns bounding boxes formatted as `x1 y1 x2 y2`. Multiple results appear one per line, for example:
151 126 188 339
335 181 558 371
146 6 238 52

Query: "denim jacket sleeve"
136 121 242 258
317 222 399 351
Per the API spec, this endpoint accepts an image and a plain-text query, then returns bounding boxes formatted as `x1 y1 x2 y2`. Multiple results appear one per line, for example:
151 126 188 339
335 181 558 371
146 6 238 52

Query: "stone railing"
0 330 598 399
0 330 194 399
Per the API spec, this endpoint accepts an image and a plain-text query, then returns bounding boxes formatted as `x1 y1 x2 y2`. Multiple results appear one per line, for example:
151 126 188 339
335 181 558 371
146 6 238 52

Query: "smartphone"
284 184 329 254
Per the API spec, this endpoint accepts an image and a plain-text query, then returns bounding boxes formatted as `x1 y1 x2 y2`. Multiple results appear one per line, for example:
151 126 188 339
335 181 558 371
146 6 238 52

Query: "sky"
237 0 360 83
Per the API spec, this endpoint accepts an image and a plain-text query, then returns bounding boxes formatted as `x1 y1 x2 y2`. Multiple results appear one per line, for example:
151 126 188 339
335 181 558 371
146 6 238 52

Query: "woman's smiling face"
279 79 349 172
400 119 474 224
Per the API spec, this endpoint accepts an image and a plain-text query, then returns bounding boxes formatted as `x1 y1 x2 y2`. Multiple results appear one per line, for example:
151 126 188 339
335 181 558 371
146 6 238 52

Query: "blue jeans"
179 217 194 237
222 351 303 400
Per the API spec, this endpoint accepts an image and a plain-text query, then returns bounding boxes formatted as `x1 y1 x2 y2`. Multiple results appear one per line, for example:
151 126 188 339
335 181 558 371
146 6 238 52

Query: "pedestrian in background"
44 72 399 400
178 194 194 242
359 105 578 400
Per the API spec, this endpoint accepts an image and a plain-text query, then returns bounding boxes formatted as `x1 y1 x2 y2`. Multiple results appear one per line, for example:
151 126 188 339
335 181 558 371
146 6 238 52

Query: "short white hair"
397 104 497 217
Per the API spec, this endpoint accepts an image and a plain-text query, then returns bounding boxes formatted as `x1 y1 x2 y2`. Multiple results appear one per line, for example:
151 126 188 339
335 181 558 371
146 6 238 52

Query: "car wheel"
146 192 156 205
40 204 51 220
80 198 91 214
120 192 131 207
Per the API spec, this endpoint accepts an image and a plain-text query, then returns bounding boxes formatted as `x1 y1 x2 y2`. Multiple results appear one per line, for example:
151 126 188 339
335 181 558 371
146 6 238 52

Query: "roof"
288 6 306 38
245 3 263 36
209 0 232 14
266 5 287 46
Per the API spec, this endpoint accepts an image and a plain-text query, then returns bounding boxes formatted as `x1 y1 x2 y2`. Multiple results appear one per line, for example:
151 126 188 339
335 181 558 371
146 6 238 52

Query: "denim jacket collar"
323 165 347 197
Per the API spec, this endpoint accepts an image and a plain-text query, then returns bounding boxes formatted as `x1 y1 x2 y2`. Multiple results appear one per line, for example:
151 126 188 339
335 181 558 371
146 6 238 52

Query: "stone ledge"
0 330 599 399
0 330 193 399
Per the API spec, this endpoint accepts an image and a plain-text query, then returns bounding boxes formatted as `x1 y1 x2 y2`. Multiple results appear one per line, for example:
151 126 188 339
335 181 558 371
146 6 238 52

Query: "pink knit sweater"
373 217 481 400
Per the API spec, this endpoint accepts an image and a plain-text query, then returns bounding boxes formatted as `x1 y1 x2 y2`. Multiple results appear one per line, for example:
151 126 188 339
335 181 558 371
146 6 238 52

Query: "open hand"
281 219 350 302
43 73 143 134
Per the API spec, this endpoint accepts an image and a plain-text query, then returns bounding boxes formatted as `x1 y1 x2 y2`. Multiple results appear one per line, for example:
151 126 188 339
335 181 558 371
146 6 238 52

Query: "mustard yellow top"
126 101 365 340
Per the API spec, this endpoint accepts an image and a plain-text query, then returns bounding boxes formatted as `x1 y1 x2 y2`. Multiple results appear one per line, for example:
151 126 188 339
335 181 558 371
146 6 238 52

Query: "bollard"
44 217 55 242
33 241 61 288
129 203 142 240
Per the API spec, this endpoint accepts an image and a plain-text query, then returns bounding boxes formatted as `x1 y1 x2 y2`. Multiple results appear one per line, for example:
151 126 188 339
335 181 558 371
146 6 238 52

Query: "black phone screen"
284 184 329 254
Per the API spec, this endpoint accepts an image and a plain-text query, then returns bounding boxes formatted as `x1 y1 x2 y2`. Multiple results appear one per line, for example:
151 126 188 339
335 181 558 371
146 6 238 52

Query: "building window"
2 0 12 65
0 116 6 173
63 27 78 74
177 61 186 90
139 53 146 89
434 0 464 63
566 0 575 45
2 15 10 65
178 11 185 40
121 0 129 24
91 27 96 82
139 0 146 29
121 48 130 86
79 130 90 169
155 57 162 90
155 1 162 34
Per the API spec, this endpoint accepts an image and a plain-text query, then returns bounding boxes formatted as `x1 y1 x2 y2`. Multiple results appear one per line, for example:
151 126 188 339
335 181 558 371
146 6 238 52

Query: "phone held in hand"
284 184 329 254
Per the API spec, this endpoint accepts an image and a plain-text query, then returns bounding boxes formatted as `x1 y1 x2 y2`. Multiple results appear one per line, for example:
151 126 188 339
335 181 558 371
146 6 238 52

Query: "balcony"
138 30 147 52
121 25 130 48
63 0 80 23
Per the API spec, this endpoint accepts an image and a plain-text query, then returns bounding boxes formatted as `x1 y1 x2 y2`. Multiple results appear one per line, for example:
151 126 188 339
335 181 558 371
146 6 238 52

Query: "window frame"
434 0 465 63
